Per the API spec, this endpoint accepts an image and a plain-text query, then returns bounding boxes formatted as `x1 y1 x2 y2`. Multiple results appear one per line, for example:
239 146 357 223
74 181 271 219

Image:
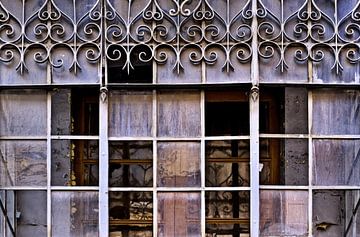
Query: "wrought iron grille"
0 0 360 82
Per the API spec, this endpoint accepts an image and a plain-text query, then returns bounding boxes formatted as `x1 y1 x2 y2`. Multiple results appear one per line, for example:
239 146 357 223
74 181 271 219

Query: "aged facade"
0 0 359 236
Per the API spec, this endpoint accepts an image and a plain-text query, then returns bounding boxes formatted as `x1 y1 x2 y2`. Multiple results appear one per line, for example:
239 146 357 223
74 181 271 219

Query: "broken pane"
0 90 47 136
51 89 99 135
0 140 47 187
51 140 99 186
260 139 309 185
206 102 249 136
205 90 249 136
312 90 360 135
158 192 201 237
260 88 308 134
157 142 200 187
206 191 250 236
157 91 201 137
109 141 153 187
109 192 152 236
206 140 250 187
313 139 360 186
52 192 99 237
109 91 152 137
260 190 308 236
51 89 71 135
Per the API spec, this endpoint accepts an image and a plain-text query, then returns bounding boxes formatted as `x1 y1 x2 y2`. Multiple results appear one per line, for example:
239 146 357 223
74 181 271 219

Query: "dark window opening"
206 102 249 136
107 45 152 83
205 91 249 136
71 89 99 135
71 89 99 186
259 88 283 134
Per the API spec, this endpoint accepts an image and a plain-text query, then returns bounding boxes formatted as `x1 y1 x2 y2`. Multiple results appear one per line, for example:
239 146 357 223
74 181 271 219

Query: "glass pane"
206 140 250 187
158 192 200 237
51 47 100 84
157 142 200 187
157 91 201 137
0 190 15 237
0 140 47 187
345 190 360 235
260 190 308 236
260 139 309 185
109 192 152 236
0 191 47 237
206 191 250 236
0 90 47 136
312 90 360 135
51 89 71 135
313 140 360 186
157 48 201 83
51 89 99 135
205 47 251 83
260 88 308 134
313 190 347 236
109 141 153 187
0 48 47 85
52 192 98 237
51 140 99 186
109 91 152 137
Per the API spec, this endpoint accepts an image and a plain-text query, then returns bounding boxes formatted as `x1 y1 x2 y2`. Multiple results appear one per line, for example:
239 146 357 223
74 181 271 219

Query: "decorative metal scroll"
0 0 360 77
257 0 360 74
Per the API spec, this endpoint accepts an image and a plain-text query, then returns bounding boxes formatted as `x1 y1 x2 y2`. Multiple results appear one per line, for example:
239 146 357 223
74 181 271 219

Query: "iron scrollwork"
0 0 360 79
258 0 360 75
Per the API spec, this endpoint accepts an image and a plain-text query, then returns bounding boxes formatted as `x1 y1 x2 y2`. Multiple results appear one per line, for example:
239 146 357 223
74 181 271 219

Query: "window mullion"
99 87 109 237
249 87 260 236
250 0 260 235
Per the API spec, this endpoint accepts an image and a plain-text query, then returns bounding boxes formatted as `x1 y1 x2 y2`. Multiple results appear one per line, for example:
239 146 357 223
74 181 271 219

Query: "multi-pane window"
1 1 360 237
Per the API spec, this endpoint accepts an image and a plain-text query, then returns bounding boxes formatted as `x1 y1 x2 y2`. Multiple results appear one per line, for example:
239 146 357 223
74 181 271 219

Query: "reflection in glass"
109 192 152 237
206 140 250 187
0 141 47 187
52 192 98 237
0 191 47 237
109 141 153 187
158 192 201 237
312 90 360 135
157 142 200 187
312 190 360 236
260 191 308 236
109 91 152 137
206 191 250 236
0 90 47 136
313 140 360 186
157 91 201 137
